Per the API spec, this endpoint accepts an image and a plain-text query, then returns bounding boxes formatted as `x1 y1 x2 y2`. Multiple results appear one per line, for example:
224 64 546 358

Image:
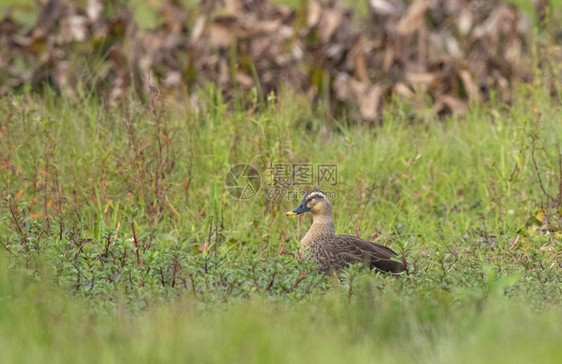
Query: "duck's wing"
331 235 405 273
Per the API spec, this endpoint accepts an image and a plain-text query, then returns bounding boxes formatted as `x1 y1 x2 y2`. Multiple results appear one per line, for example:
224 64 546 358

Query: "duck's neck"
301 214 335 246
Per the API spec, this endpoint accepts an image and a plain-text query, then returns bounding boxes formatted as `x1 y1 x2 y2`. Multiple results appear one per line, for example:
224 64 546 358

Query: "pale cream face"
304 191 330 215
287 190 332 216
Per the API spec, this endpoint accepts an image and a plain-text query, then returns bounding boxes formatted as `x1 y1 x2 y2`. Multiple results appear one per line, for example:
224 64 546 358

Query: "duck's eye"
317 194 323 199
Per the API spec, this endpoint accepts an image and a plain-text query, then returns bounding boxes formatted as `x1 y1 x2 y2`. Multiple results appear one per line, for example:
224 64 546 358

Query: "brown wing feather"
329 235 405 273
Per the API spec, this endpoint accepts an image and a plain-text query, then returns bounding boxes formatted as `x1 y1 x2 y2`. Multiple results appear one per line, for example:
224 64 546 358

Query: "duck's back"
309 235 405 274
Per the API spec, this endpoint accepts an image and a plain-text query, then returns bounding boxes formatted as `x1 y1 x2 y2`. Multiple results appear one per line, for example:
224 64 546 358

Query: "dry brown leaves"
0 0 552 119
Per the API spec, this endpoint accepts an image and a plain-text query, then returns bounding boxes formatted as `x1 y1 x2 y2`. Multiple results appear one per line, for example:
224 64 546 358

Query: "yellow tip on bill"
286 211 297 216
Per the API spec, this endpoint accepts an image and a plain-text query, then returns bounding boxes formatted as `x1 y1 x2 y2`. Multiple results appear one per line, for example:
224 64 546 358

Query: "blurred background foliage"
1 0 560 120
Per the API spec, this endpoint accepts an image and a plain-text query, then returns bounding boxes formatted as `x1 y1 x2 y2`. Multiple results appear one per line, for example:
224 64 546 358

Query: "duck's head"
286 190 332 217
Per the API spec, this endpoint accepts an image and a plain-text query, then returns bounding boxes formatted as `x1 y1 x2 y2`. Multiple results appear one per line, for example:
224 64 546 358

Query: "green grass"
1 0 562 361
2 256 562 363
1 82 562 362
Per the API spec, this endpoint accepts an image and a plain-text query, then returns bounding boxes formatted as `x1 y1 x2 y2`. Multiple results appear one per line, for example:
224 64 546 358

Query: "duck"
286 190 405 274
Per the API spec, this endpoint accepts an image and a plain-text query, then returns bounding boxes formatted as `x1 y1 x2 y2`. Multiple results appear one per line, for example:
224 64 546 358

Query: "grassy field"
1 80 561 362
1 3 562 359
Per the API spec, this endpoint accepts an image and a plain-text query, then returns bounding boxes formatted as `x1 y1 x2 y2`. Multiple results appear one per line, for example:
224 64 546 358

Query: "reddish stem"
131 219 142 265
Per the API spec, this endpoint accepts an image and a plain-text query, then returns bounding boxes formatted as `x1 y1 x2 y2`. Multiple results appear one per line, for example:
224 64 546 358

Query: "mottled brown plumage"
287 190 405 274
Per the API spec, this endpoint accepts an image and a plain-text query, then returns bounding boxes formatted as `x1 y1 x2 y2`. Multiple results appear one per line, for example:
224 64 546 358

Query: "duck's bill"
286 203 310 216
